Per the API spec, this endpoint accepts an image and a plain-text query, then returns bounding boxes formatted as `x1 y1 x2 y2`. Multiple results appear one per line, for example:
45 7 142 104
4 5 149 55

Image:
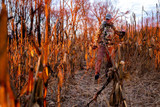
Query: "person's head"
106 14 112 22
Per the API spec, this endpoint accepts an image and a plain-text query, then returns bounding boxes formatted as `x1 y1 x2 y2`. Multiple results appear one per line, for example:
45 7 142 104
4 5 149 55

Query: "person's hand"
119 31 126 39
119 31 126 36
92 45 98 50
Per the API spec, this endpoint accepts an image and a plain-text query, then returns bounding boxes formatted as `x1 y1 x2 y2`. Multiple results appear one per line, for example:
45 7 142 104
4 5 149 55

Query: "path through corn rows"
47 69 160 107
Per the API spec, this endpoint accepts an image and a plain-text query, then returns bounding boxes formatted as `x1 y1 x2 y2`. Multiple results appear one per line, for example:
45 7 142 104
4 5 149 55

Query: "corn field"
0 0 160 107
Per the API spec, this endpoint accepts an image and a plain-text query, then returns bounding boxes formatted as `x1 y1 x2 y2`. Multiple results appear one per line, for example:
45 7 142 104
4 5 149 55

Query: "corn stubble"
0 0 159 107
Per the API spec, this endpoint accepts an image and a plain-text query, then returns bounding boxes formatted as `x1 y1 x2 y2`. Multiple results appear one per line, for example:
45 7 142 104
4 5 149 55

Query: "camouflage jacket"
97 21 118 46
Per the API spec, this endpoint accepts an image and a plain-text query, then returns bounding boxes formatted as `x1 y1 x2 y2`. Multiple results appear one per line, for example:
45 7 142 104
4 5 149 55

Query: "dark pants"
95 45 113 75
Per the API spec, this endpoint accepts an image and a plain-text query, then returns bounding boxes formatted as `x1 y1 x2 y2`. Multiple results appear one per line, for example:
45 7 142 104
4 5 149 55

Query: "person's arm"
110 23 120 35
111 23 125 39
96 21 106 42
93 22 106 49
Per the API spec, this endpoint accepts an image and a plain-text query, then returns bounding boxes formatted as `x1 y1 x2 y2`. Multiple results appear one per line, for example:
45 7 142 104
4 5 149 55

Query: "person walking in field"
94 13 124 80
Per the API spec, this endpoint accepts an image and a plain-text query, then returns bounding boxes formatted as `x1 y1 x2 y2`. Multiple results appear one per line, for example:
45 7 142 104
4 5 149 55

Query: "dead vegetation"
0 0 159 106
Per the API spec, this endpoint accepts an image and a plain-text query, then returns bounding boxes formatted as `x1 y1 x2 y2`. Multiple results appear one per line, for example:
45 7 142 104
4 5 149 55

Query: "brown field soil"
46 69 160 107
